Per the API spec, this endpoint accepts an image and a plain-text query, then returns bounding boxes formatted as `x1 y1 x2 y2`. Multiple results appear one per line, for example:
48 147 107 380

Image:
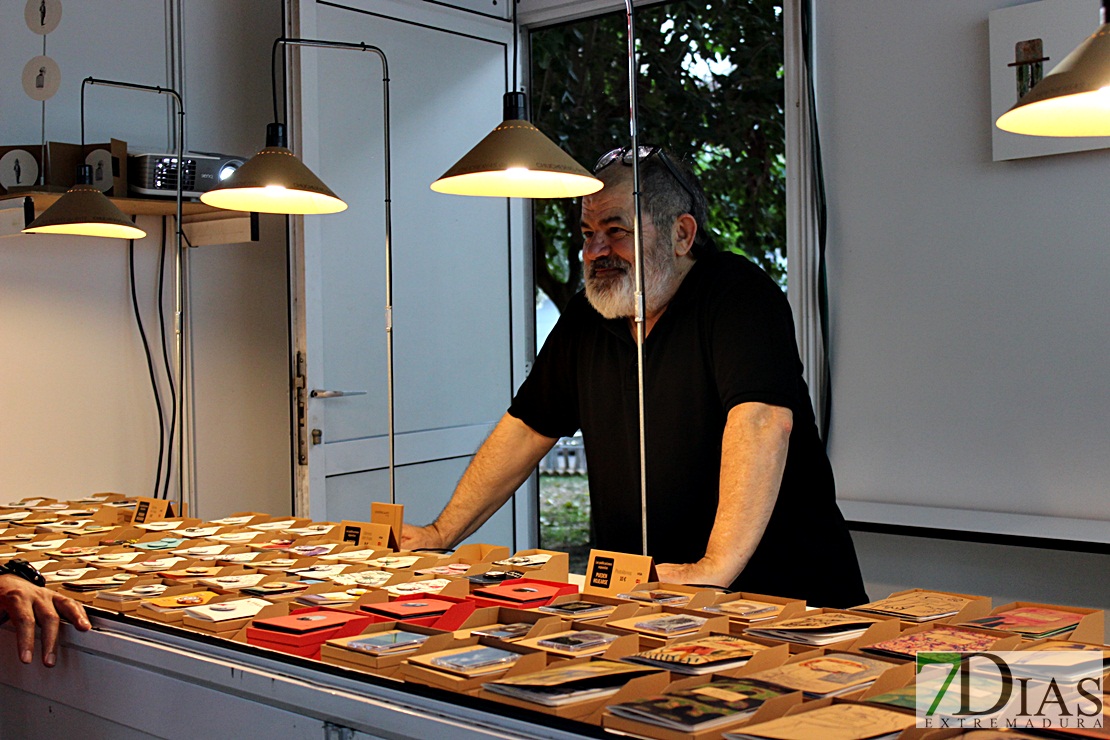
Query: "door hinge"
295 351 308 465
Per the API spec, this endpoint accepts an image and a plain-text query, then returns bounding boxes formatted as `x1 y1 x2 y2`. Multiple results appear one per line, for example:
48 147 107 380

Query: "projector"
128 152 244 198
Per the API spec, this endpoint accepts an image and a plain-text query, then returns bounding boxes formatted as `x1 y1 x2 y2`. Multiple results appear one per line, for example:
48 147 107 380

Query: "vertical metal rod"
624 1 649 557
277 38 395 505
84 77 186 513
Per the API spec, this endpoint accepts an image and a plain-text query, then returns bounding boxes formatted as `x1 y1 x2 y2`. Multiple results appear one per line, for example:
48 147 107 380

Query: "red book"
251 611 363 635
360 598 455 620
471 581 564 605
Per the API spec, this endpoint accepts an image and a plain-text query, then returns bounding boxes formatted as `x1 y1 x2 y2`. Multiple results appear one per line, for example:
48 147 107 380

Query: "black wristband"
0 558 46 587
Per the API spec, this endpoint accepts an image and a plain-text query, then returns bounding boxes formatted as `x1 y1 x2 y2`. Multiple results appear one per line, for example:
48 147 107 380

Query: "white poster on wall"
989 0 1110 160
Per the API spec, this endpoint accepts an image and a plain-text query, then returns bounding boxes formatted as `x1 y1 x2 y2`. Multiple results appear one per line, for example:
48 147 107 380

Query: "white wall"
0 1 290 518
815 0 1110 624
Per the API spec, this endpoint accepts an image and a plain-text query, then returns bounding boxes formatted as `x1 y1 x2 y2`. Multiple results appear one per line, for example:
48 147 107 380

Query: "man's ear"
673 213 697 257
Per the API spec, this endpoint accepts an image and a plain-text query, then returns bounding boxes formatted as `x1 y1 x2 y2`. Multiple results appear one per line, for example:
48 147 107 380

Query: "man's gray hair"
597 151 717 258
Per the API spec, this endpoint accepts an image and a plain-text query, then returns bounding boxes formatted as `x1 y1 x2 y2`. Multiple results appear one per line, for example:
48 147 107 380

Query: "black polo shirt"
510 251 867 607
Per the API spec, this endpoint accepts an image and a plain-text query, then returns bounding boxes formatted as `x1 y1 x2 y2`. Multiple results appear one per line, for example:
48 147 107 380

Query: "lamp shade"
200 123 347 214
22 165 146 239
431 95 602 198
996 23 1110 136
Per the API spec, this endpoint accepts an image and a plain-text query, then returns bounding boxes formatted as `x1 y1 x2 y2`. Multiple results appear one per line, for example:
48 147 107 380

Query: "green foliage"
531 0 786 311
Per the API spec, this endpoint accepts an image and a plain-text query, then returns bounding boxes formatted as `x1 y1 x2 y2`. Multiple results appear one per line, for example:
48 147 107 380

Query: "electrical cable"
157 217 178 499
129 237 166 499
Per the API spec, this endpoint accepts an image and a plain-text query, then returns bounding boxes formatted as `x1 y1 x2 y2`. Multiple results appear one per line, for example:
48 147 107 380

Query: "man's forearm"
430 413 557 547
657 402 791 587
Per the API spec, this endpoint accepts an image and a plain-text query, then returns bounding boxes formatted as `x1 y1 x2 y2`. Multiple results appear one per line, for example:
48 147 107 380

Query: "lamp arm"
81 76 187 510
272 37 397 505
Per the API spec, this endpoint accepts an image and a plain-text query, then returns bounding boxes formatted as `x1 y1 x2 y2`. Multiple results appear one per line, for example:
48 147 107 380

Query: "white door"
289 0 535 548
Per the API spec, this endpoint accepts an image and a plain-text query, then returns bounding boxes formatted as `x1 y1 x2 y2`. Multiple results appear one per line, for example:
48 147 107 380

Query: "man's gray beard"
585 239 681 319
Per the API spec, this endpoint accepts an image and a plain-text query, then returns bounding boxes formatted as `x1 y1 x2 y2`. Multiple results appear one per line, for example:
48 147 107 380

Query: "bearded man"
404 147 867 607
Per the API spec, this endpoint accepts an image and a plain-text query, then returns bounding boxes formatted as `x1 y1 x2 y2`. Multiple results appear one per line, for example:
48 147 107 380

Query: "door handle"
309 389 368 398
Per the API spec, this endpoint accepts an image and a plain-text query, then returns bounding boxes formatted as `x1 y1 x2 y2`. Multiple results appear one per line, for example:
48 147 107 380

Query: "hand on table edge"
0 573 91 667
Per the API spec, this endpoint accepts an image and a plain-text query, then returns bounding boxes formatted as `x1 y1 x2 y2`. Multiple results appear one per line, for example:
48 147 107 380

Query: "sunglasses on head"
592 145 698 210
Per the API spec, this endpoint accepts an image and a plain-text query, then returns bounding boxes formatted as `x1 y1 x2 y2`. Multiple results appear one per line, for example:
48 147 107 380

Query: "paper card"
370 503 404 539
582 549 656 598
338 520 374 547
131 498 171 525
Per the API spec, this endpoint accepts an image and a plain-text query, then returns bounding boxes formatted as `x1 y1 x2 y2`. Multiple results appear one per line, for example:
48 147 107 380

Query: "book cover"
960 606 1082 637
853 591 970 621
862 625 1000 659
703 599 784 620
608 678 790 731
412 645 520 677
485 660 657 706
341 630 429 655
745 653 892 698
472 582 563 604
721 702 916 740
625 635 765 674
360 598 455 619
252 611 364 635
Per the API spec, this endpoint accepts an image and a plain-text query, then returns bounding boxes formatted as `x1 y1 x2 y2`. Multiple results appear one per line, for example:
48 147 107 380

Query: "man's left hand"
0 574 91 667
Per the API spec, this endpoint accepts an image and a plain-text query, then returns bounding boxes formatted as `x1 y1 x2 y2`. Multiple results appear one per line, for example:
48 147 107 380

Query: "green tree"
530 0 785 312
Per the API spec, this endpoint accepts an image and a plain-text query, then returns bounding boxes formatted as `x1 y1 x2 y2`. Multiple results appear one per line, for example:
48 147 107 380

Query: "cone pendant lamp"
996 0 1110 136
431 0 601 199
23 164 146 239
200 123 346 214
431 92 602 198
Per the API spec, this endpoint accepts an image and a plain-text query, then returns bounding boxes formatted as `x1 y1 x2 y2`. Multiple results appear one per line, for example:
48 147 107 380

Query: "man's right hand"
401 523 448 551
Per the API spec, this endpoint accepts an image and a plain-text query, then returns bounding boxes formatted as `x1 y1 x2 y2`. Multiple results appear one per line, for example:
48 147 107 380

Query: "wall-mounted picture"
989 0 1110 160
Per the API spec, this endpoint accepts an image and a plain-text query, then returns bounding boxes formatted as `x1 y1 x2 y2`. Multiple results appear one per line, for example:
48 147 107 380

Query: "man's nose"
583 233 611 259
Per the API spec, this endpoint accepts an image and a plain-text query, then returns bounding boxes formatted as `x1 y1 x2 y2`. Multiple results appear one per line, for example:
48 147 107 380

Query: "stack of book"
861 625 1002 660
745 613 878 646
484 660 658 707
851 590 970 622
721 702 917 740
958 606 1083 639
742 653 894 699
623 634 769 675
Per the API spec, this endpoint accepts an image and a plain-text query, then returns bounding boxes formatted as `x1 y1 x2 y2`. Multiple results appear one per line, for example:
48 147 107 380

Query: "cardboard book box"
131 584 221 625
617 583 726 610
179 596 281 636
850 620 1022 662
450 543 511 564
491 548 570 581
52 569 130 602
742 608 902 654
511 621 641 661
321 621 456 680
91 578 168 612
468 578 579 610
477 653 672 724
451 605 569 640
399 636 548 695
600 671 804 740
736 696 924 740
531 592 636 623
619 634 791 682
847 588 993 626
355 589 477 629
957 601 1105 644
603 606 733 650
242 606 372 660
